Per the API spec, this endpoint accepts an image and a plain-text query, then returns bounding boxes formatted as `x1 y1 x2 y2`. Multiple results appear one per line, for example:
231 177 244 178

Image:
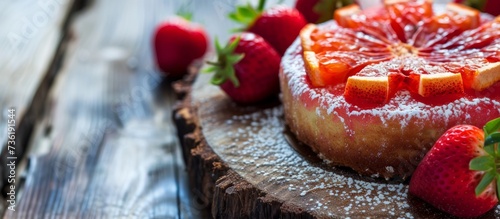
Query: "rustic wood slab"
174 72 500 218
3 0 205 218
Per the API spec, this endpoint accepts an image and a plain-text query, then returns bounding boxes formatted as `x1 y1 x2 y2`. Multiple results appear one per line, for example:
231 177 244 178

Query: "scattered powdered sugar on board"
206 106 418 218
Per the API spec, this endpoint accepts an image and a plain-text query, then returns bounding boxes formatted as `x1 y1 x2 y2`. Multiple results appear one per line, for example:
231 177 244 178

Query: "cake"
280 0 500 179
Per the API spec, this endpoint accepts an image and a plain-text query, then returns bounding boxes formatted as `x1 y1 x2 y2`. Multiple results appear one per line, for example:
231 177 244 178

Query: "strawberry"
205 33 281 104
295 0 354 24
409 118 500 217
153 16 208 78
229 0 307 55
454 0 500 16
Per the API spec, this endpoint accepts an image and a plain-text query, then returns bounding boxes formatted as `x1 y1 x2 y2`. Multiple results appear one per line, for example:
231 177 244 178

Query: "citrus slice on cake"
300 0 500 104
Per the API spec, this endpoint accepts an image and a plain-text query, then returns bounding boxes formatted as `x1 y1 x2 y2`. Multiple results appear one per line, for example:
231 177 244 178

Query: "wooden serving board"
174 73 499 218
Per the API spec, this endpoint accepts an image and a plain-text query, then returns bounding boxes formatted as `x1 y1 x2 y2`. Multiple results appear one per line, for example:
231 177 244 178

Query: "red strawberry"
295 0 354 24
454 0 500 15
483 0 500 15
409 118 500 218
229 0 307 55
205 33 281 104
153 16 208 78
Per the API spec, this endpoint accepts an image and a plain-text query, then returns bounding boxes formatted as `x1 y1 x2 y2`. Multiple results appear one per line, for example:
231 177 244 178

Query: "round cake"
280 1 500 179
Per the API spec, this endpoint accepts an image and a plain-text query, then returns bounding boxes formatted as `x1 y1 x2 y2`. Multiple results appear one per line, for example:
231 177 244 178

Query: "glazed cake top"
281 36 500 133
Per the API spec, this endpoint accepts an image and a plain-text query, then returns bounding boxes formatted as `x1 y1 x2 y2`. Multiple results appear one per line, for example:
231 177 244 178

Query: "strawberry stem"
178 11 193 21
257 0 266 12
176 3 193 21
204 37 244 87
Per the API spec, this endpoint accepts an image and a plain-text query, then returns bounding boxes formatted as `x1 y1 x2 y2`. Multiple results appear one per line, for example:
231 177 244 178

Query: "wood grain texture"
3 0 203 218
0 0 75 190
174 72 500 218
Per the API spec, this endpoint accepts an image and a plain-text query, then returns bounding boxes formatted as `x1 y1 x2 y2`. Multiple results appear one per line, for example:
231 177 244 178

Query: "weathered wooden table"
0 0 260 218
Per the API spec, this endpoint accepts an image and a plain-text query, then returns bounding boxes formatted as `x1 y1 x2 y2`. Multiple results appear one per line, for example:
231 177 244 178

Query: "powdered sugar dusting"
206 106 420 218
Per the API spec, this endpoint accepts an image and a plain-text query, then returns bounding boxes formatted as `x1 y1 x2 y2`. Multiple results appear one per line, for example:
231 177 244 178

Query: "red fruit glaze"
281 38 500 136
249 6 307 55
153 17 208 77
409 125 498 218
221 33 281 104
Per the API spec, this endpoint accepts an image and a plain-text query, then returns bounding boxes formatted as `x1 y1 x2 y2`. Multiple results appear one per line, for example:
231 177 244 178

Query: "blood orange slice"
300 0 500 104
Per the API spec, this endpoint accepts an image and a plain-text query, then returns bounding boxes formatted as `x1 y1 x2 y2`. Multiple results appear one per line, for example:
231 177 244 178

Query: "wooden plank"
3 0 188 218
0 0 74 151
0 0 75 214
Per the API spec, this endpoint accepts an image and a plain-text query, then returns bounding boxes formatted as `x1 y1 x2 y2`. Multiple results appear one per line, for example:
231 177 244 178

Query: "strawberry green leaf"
211 73 226 85
475 170 496 196
238 5 257 17
227 54 245 63
205 37 244 87
485 132 500 146
228 0 266 30
484 117 500 136
227 65 240 87
215 37 223 54
229 5 259 26
227 37 240 52
202 65 218 73
228 13 241 23
484 144 496 156
470 156 495 171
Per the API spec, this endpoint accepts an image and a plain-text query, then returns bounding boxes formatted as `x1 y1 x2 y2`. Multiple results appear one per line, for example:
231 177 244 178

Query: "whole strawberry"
295 0 354 24
153 16 208 78
409 118 500 218
205 33 281 104
229 0 307 55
